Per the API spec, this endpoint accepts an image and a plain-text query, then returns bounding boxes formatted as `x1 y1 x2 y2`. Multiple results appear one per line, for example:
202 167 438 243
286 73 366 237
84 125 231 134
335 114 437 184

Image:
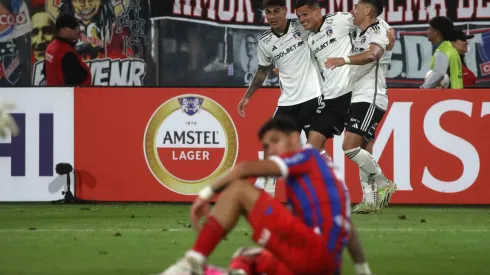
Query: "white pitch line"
0 228 488 233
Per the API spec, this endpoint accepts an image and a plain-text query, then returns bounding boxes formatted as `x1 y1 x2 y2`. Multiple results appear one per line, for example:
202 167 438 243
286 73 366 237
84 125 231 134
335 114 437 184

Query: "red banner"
74 88 490 204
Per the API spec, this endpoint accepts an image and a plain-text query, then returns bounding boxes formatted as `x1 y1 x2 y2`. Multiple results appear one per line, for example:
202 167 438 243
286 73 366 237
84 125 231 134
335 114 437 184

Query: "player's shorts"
247 191 341 275
346 102 385 141
310 92 352 139
273 96 322 135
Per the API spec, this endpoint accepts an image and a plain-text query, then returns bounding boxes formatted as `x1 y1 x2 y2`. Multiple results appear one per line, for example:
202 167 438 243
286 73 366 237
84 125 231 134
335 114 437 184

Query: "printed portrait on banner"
0 0 32 87
31 0 149 86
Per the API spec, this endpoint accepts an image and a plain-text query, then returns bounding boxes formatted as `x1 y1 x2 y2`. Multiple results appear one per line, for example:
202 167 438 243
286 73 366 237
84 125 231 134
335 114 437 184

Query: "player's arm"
198 151 312 198
348 223 373 275
325 30 388 69
420 52 449 89
243 42 272 100
243 66 270 99
378 19 396 51
237 41 271 117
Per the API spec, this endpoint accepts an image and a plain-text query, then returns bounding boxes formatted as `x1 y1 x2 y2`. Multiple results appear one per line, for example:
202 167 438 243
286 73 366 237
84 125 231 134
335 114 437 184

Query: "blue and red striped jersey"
270 147 351 253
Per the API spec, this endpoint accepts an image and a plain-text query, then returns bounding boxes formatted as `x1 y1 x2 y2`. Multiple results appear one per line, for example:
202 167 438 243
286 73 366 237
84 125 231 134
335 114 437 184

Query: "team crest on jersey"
293 30 302 40
326 18 333 24
326 26 333 37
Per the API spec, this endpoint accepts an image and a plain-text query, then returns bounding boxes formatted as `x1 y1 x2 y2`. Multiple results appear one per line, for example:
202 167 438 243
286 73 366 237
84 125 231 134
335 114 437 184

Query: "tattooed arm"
244 65 270 99
237 37 273 118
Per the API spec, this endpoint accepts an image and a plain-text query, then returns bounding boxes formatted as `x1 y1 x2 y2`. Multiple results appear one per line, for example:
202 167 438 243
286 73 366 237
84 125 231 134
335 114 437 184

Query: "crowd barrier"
0 87 489 204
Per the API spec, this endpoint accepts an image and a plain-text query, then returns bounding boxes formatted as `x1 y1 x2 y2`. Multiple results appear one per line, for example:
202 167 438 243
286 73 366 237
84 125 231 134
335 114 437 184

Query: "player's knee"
342 131 362 151
223 180 249 197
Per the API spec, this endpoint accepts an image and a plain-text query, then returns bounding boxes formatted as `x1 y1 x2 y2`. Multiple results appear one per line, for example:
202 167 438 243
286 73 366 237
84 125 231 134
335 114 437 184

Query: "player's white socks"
345 147 389 188
359 169 376 204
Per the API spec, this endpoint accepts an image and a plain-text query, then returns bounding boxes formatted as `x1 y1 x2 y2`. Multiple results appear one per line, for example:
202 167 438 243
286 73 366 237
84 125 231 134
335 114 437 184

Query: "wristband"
198 186 214 200
344 56 351 64
355 263 372 275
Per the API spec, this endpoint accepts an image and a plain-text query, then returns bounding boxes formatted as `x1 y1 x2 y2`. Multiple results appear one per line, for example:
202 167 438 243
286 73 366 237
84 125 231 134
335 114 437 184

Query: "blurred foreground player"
0 97 19 138
44 14 91 86
158 116 370 275
325 0 396 213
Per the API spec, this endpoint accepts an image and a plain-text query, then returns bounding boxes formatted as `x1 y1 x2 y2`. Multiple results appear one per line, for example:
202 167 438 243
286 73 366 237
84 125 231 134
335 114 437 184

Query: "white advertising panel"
0 88 74 201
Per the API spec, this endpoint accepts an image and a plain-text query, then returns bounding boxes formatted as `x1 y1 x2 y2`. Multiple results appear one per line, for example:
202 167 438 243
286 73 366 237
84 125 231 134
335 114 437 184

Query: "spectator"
44 14 91 86
452 30 477 87
421 16 463 89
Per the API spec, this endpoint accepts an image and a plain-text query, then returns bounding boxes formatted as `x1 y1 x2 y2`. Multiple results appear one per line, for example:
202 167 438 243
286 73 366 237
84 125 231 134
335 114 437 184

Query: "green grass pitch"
0 204 488 275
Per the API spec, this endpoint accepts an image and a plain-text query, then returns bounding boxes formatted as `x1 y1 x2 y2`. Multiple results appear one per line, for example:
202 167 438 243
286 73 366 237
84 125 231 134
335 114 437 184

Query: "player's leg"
260 106 302 196
229 248 294 275
362 139 397 209
159 181 262 275
343 102 392 214
308 93 352 161
247 192 339 275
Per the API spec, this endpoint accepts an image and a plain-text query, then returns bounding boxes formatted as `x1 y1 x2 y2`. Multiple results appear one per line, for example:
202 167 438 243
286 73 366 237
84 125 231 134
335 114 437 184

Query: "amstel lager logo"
144 95 238 195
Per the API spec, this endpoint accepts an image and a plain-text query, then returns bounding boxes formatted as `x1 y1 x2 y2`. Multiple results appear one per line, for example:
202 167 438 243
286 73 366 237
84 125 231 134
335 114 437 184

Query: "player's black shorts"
310 92 352 139
346 102 386 141
273 96 322 135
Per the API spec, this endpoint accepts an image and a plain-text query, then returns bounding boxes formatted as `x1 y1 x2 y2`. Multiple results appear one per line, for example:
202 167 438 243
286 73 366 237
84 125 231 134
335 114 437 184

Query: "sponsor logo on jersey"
312 38 337 55
144 94 238 195
273 41 304 61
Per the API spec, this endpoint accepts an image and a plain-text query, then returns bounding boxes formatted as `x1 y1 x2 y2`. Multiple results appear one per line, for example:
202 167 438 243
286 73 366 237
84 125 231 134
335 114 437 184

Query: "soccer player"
0 97 19 138
293 0 395 213
236 0 323 196
158 116 367 275
325 0 396 214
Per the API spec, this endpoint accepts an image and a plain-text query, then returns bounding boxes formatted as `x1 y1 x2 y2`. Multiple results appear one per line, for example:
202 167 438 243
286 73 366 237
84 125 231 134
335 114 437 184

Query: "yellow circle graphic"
144 94 238 195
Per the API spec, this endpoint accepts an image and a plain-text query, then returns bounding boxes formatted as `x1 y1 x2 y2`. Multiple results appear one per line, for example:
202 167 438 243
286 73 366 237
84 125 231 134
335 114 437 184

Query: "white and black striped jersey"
350 21 392 110
258 19 322 106
307 12 357 100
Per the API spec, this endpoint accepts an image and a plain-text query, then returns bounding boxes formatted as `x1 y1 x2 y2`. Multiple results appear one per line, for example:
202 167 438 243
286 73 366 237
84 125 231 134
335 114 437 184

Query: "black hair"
359 0 384 17
295 0 319 9
263 0 286 8
258 116 300 139
429 16 456 41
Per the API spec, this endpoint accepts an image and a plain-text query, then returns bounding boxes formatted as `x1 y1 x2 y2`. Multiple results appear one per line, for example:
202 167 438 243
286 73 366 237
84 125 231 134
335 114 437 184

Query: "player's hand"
273 68 279 76
0 100 19 138
325 58 345 70
237 97 249 118
386 28 396 51
190 197 211 231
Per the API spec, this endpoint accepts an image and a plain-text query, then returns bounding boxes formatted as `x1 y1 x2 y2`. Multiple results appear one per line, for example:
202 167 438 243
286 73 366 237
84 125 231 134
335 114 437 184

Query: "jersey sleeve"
268 149 313 177
257 41 272 67
335 12 357 32
368 27 389 51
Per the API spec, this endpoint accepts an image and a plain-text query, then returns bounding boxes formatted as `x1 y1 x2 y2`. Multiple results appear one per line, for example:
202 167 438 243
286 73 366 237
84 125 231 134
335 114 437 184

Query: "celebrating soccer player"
158 116 367 275
324 0 397 214
236 0 324 196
